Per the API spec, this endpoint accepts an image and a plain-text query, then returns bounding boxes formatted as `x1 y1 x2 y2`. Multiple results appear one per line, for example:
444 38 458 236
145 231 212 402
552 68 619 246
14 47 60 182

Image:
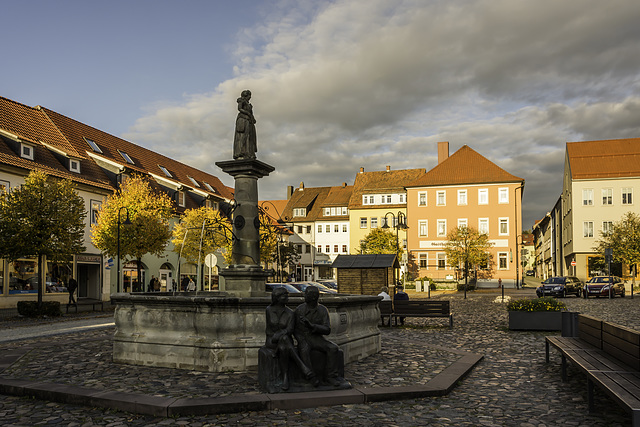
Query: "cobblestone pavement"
1 289 639 426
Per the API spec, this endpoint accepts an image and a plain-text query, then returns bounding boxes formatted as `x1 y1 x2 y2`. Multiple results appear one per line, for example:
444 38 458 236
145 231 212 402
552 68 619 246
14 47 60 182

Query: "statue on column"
233 90 257 160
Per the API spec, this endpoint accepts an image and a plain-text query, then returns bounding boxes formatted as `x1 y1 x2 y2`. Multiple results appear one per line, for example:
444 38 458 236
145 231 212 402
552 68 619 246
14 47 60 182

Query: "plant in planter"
506 297 566 331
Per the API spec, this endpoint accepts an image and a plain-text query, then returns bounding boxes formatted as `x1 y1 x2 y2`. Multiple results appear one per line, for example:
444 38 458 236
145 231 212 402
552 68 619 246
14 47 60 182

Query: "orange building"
406 142 525 287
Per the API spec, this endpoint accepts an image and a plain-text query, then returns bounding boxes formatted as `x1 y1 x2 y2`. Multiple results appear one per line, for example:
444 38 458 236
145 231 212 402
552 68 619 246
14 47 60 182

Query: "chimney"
386 165 391 172
438 141 449 164
299 182 304 190
359 167 364 173
286 185 294 199
342 182 347 188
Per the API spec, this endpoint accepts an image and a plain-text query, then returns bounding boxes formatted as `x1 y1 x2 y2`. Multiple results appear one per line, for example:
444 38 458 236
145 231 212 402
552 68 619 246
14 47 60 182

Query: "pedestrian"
181 276 189 291
67 276 78 305
187 277 196 292
378 286 391 301
394 286 409 325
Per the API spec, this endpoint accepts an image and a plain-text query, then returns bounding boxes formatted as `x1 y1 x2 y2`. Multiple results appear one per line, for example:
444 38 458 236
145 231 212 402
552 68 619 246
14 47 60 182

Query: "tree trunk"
37 253 44 307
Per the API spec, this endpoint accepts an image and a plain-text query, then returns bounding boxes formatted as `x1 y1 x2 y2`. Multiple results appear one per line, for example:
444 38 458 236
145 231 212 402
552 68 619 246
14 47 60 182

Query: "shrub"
457 278 476 291
17 301 62 317
506 297 566 312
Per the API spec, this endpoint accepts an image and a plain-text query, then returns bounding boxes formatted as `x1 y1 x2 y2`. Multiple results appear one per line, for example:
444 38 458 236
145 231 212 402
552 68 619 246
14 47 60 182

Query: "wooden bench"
545 314 640 426
66 298 104 314
378 300 452 328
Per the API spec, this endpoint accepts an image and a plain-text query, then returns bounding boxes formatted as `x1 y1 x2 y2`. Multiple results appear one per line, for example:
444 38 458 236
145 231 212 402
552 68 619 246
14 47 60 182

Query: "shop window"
46 262 72 293
8 258 39 294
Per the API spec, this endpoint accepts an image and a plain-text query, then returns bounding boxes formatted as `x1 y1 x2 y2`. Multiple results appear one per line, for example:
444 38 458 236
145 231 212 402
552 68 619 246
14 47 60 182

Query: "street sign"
571 260 576 267
204 253 217 268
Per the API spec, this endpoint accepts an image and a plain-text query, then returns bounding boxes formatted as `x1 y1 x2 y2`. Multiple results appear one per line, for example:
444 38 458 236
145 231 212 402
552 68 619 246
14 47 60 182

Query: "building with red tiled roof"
406 142 525 286
555 138 640 282
0 95 232 309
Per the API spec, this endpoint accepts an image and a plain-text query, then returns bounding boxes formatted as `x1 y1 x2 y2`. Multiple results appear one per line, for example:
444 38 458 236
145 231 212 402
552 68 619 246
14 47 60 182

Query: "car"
290 281 337 294
536 276 583 298
583 276 626 298
525 270 535 277
316 279 337 290
265 283 301 293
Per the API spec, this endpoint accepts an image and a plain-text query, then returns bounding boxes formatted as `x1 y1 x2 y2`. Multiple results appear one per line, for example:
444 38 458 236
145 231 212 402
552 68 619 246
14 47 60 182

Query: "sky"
3 0 640 230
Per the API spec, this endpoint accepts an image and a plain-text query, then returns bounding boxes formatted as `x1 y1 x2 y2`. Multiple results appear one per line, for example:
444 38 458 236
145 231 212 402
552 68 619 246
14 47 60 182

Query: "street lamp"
382 211 408 289
117 206 132 293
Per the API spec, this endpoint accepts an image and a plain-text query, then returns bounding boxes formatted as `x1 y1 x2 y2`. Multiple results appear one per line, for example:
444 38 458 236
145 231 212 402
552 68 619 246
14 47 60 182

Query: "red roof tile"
567 138 640 179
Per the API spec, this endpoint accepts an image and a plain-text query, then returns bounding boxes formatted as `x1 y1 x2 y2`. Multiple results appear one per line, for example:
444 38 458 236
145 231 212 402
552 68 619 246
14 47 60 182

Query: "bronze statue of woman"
233 90 257 159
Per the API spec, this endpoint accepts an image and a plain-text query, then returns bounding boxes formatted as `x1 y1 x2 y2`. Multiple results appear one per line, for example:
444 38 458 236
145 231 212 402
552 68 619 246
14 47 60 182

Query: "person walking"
67 276 78 305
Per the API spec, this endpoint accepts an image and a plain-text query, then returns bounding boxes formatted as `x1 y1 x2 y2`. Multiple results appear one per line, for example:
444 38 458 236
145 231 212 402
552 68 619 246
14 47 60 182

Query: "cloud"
124 0 640 229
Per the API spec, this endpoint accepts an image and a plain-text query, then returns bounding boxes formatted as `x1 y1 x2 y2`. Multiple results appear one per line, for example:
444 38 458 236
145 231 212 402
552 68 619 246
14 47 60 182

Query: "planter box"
508 311 562 331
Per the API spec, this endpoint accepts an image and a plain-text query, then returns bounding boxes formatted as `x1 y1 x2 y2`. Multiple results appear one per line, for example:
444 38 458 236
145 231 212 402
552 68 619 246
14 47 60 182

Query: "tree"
444 226 493 297
594 211 640 288
0 170 86 305
359 228 403 255
91 175 173 291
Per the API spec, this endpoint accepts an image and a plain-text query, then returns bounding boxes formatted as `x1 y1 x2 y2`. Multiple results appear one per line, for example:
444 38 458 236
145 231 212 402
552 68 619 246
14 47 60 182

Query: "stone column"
215 158 275 297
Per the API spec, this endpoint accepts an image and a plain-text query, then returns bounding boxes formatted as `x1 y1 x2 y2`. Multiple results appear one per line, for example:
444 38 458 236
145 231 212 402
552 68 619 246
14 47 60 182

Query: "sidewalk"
1 290 638 426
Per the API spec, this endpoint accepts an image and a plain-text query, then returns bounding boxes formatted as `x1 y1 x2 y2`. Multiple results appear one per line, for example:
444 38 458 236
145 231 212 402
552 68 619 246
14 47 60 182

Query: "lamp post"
382 211 408 290
117 206 132 293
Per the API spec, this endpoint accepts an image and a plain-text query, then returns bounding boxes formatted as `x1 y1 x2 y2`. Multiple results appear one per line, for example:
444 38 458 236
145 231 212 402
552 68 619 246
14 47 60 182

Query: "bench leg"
561 354 567 382
545 340 550 363
587 377 594 412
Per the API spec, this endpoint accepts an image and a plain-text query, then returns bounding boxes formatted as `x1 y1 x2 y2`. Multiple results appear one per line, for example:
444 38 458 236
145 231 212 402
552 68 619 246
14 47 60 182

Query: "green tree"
276 241 301 280
444 226 493 296
91 175 173 291
358 227 403 255
0 170 86 305
594 211 640 287
171 206 232 265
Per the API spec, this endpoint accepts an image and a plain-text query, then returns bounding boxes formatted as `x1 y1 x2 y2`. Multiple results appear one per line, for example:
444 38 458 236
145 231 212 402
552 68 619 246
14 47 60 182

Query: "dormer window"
158 165 172 177
118 150 134 164
293 208 306 217
20 142 34 160
203 181 215 192
69 159 81 173
84 137 103 154
188 176 200 187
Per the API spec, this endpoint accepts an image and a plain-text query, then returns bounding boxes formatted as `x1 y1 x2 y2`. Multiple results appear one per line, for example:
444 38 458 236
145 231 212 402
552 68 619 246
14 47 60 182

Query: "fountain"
111 91 381 372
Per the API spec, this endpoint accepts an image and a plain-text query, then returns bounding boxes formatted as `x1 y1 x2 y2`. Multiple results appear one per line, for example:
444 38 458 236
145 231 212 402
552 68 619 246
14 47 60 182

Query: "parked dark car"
536 276 583 298
265 283 301 293
291 281 337 294
316 279 338 290
583 276 625 298
525 270 535 277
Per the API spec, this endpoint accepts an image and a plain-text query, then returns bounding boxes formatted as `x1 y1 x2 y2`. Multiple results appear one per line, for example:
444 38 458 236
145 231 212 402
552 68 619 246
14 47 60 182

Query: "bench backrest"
379 300 393 316
393 300 450 316
602 321 640 371
578 314 603 349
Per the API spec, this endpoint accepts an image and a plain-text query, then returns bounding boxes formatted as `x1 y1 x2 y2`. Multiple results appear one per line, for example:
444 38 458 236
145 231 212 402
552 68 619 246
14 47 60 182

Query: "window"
419 220 428 236
203 182 215 192
204 199 218 209
436 191 446 206
342 245 347 253
318 245 322 253
363 195 375 205
317 225 322 233
69 159 80 173
437 219 447 237
118 150 134 164
334 245 339 253
457 190 467 205
325 225 330 233
458 218 468 228
296 244 303 253
437 253 446 270
419 254 427 268
360 217 367 228
90 200 102 225
298 226 303 234
498 252 508 270
622 188 633 205
159 165 172 177
178 191 185 207
334 225 339 233
479 218 489 235
20 142 34 160
386 195 392 204
418 192 427 206
293 208 306 217
371 217 378 229
499 218 509 235
399 194 405 203
306 245 311 253
84 137 102 153
582 189 594 206
324 208 330 216
602 188 613 205
478 189 488 205
343 224 347 232
187 176 200 188
306 225 311 234
325 245 330 253
583 221 594 238
602 221 613 235
498 188 509 203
